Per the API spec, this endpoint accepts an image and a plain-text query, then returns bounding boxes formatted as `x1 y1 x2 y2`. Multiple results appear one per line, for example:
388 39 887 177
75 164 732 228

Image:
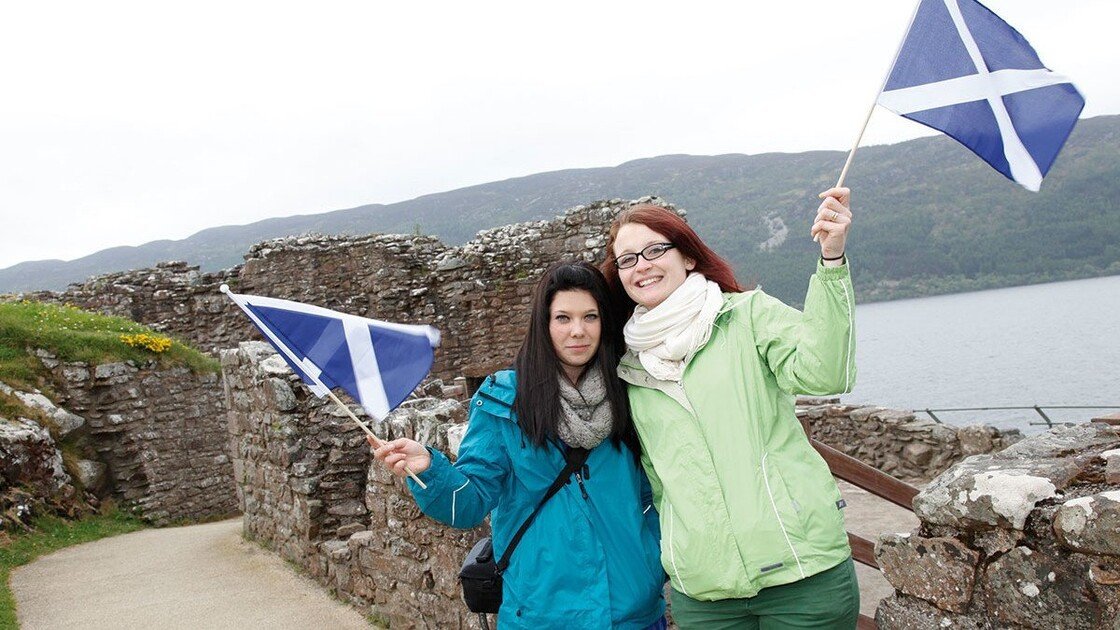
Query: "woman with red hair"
601 188 859 629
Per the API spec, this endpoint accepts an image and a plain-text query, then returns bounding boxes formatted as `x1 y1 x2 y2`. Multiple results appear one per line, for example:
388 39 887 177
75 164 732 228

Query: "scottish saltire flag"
221 285 440 419
877 0 1084 191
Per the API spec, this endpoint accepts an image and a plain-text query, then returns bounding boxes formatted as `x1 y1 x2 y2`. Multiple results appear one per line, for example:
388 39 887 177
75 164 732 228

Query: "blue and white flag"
877 0 1084 191
221 285 440 420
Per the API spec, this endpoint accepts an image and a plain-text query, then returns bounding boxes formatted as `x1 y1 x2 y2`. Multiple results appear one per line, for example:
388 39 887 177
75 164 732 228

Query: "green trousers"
669 557 859 630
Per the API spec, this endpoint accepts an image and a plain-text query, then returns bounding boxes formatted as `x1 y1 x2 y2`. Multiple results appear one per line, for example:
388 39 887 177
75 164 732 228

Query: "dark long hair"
513 261 639 457
600 204 748 319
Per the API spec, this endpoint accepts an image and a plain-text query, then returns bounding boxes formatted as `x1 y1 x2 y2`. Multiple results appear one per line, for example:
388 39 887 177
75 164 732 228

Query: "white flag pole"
817 1 922 241
221 285 427 489
836 0 923 189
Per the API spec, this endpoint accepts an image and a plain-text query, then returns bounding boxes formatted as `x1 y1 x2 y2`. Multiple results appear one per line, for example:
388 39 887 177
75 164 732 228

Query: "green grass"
0 300 218 391
0 508 147 628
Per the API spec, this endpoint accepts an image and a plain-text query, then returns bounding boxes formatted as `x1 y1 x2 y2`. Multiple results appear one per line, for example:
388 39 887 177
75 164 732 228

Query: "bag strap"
495 446 590 573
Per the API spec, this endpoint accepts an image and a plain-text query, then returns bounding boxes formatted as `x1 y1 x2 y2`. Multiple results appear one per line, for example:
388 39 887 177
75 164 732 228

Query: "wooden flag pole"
816 0 924 242
326 390 428 489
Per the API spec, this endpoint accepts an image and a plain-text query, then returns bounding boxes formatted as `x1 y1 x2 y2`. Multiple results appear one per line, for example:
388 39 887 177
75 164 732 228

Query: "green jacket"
617 262 856 601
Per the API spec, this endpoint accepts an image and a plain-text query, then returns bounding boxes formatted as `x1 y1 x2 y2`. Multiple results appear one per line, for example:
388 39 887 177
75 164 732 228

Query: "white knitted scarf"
623 272 724 382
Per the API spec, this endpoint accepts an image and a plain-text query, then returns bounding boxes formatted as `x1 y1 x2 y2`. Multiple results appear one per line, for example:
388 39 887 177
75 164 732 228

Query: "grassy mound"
0 300 218 391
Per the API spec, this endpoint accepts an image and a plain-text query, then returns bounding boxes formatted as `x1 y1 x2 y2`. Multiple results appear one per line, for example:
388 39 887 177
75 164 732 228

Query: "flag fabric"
221 285 440 420
877 0 1084 191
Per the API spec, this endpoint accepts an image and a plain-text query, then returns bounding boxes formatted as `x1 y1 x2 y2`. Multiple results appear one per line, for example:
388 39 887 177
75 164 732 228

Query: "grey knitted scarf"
557 368 613 450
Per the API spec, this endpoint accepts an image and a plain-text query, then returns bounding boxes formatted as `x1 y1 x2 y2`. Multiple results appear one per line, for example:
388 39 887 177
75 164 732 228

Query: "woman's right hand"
369 436 432 477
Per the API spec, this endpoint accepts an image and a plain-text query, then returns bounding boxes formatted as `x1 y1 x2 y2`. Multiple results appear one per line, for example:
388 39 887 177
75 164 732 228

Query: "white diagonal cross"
343 316 391 419
878 0 1069 190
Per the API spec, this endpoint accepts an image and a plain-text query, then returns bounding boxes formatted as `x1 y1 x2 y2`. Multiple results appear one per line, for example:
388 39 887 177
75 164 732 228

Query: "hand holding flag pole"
221 285 441 489
819 0 1083 241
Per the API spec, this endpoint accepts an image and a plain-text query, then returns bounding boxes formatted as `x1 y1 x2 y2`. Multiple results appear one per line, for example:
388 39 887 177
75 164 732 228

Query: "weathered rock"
876 533 980 612
914 424 1120 530
877 425 1120 627
973 528 1022 557
958 425 997 456
74 459 108 493
980 546 1096 629
1102 448 1120 485
0 416 72 494
7 389 86 437
876 593 984 630
1054 490 1120 556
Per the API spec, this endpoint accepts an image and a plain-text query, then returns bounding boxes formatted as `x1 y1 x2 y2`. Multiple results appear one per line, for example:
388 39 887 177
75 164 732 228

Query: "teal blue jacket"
407 370 665 629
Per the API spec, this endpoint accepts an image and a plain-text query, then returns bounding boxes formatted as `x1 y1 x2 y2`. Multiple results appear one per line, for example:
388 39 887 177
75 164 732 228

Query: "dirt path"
10 519 373 629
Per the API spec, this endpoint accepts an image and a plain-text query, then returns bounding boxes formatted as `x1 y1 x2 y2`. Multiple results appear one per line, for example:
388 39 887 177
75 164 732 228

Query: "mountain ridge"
4 114 1118 305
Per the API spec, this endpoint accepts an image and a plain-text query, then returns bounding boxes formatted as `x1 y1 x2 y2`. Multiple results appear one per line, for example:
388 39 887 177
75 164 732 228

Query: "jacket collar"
473 369 517 420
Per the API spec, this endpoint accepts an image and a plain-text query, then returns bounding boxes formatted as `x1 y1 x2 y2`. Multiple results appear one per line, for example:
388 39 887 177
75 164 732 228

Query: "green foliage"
0 301 218 390
0 508 147 627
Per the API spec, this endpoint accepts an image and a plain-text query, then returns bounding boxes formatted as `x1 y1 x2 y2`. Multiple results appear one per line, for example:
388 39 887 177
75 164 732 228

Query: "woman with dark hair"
601 189 859 629
371 261 666 629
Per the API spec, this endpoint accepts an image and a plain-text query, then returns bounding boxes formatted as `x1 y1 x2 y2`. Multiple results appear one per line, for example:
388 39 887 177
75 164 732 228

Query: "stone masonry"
41 354 235 524
33 198 671 383
875 423 1120 628
223 341 484 628
799 399 1022 483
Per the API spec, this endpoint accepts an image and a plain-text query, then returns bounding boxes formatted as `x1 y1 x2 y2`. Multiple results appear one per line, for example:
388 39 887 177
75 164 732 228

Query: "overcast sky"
2 0 1117 269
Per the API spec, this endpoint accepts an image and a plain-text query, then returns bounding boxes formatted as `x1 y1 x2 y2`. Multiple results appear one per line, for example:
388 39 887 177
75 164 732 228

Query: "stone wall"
226 343 1032 627
799 399 1022 482
874 423 1120 628
42 354 235 524
223 341 485 628
36 198 673 382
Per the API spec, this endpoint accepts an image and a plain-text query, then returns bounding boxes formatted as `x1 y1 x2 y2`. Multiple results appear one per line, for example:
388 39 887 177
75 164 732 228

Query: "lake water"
845 274 1120 434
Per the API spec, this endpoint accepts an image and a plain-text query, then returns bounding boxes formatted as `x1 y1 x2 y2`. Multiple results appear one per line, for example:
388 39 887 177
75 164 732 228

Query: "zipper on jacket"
574 471 589 500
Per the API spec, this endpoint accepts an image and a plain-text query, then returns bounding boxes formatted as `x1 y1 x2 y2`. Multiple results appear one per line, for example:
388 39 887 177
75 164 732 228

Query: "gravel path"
10 519 373 630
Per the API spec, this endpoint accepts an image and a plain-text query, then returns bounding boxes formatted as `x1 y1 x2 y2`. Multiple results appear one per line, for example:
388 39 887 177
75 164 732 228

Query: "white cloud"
1 0 1116 268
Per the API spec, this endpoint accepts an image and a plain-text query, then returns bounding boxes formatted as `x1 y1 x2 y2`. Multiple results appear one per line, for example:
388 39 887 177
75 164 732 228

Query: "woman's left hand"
811 187 852 263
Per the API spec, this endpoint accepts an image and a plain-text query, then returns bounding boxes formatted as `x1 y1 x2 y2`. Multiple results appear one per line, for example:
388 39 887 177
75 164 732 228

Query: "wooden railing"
800 419 920 630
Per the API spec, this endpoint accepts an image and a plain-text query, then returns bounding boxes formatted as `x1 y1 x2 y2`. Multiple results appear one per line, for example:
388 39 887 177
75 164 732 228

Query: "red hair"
600 204 747 317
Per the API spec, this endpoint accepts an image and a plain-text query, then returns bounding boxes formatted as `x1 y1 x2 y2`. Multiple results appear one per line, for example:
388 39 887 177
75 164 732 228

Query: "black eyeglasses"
613 243 676 269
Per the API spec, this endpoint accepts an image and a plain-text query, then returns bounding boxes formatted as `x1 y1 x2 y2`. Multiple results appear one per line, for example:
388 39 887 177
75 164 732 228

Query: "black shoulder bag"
459 446 590 625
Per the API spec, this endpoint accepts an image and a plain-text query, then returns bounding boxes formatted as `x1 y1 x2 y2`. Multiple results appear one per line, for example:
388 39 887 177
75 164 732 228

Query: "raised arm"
752 187 857 395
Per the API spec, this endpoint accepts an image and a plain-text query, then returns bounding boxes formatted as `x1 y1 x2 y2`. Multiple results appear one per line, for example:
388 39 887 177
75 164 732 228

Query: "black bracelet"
821 252 846 262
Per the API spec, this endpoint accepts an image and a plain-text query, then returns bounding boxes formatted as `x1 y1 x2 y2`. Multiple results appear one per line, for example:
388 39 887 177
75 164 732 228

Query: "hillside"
3 115 1118 305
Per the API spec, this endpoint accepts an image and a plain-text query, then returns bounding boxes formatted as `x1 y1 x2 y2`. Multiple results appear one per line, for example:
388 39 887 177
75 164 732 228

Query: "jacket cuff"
816 256 851 281
407 446 453 497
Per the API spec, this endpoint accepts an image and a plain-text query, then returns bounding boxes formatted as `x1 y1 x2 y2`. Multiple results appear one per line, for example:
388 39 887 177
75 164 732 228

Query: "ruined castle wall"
45 356 235 524
799 399 1022 483
38 199 659 382
223 341 484 628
